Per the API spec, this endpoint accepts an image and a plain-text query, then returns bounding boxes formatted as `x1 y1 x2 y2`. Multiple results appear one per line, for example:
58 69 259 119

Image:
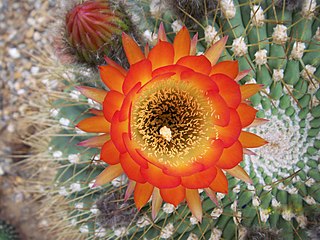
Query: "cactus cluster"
23 0 320 239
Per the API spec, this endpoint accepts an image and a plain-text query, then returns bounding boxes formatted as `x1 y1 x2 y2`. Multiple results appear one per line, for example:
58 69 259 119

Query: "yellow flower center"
131 77 216 168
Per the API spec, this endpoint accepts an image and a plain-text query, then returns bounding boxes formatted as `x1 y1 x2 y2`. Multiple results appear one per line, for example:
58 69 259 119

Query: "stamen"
159 126 172 142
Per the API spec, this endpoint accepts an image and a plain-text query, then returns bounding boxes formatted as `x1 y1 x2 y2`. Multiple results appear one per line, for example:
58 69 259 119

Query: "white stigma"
160 126 172 141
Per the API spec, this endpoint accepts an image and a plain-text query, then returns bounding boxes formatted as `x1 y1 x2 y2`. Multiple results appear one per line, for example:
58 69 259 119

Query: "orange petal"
209 168 228 194
103 90 124 122
204 36 228 65
152 188 163 220
160 186 185 206
210 61 239 79
235 69 251 82
104 56 127 75
99 65 125 93
93 164 123 187
186 189 203 222
124 180 136 201
120 153 146 183
248 118 269 127
141 162 181 188
181 166 217 189
134 182 154 210
76 116 110 133
211 74 241 109
239 131 268 148
215 109 242 147
76 86 107 104
119 83 141 121
240 84 263 100
173 26 191 62
226 165 252 184
122 32 145 65
122 59 152 95
190 33 198 55
215 140 243 169
148 41 174 70
196 139 224 168
177 55 211 75
77 134 109 148
123 133 148 168
158 22 167 42
163 161 204 177
152 64 189 78
236 103 257 128
110 111 128 153
100 139 121 165
207 91 230 127
181 71 218 93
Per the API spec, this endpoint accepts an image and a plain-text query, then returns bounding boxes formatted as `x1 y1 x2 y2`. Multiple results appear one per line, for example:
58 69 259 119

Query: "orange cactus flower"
76 24 267 221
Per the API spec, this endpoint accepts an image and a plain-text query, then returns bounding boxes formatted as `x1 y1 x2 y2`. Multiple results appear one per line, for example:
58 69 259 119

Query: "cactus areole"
76 25 267 221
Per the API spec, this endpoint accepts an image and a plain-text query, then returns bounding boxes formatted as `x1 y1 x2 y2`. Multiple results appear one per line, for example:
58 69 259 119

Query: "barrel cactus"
25 0 319 239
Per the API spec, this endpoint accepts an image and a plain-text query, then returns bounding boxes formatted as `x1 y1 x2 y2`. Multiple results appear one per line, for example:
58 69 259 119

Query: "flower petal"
76 86 107 104
99 65 125 93
76 116 110 133
239 131 268 148
140 162 181 188
119 82 141 122
196 139 224 168
110 111 128 153
100 139 121 165
204 36 228 65
204 188 219 206
210 74 241 109
248 118 269 127
236 103 257 128
104 56 127 75
215 140 243 169
123 133 148 168
177 55 211 75
207 91 230 127
173 27 191 62
124 180 136 201
152 188 163 220
122 32 145 65
93 164 123 187
134 182 154 210
235 69 251 82
186 189 202 222
181 71 219 93
226 165 252 184
210 61 239 79
240 84 263 100
158 22 167 42
160 186 185 206
181 166 217 189
89 109 103 116
148 41 174 70
77 134 109 148
152 64 190 79
190 33 198 55
120 153 146 183
209 168 228 194
122 59 152 95
215 109 242 147
103 90 124 122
